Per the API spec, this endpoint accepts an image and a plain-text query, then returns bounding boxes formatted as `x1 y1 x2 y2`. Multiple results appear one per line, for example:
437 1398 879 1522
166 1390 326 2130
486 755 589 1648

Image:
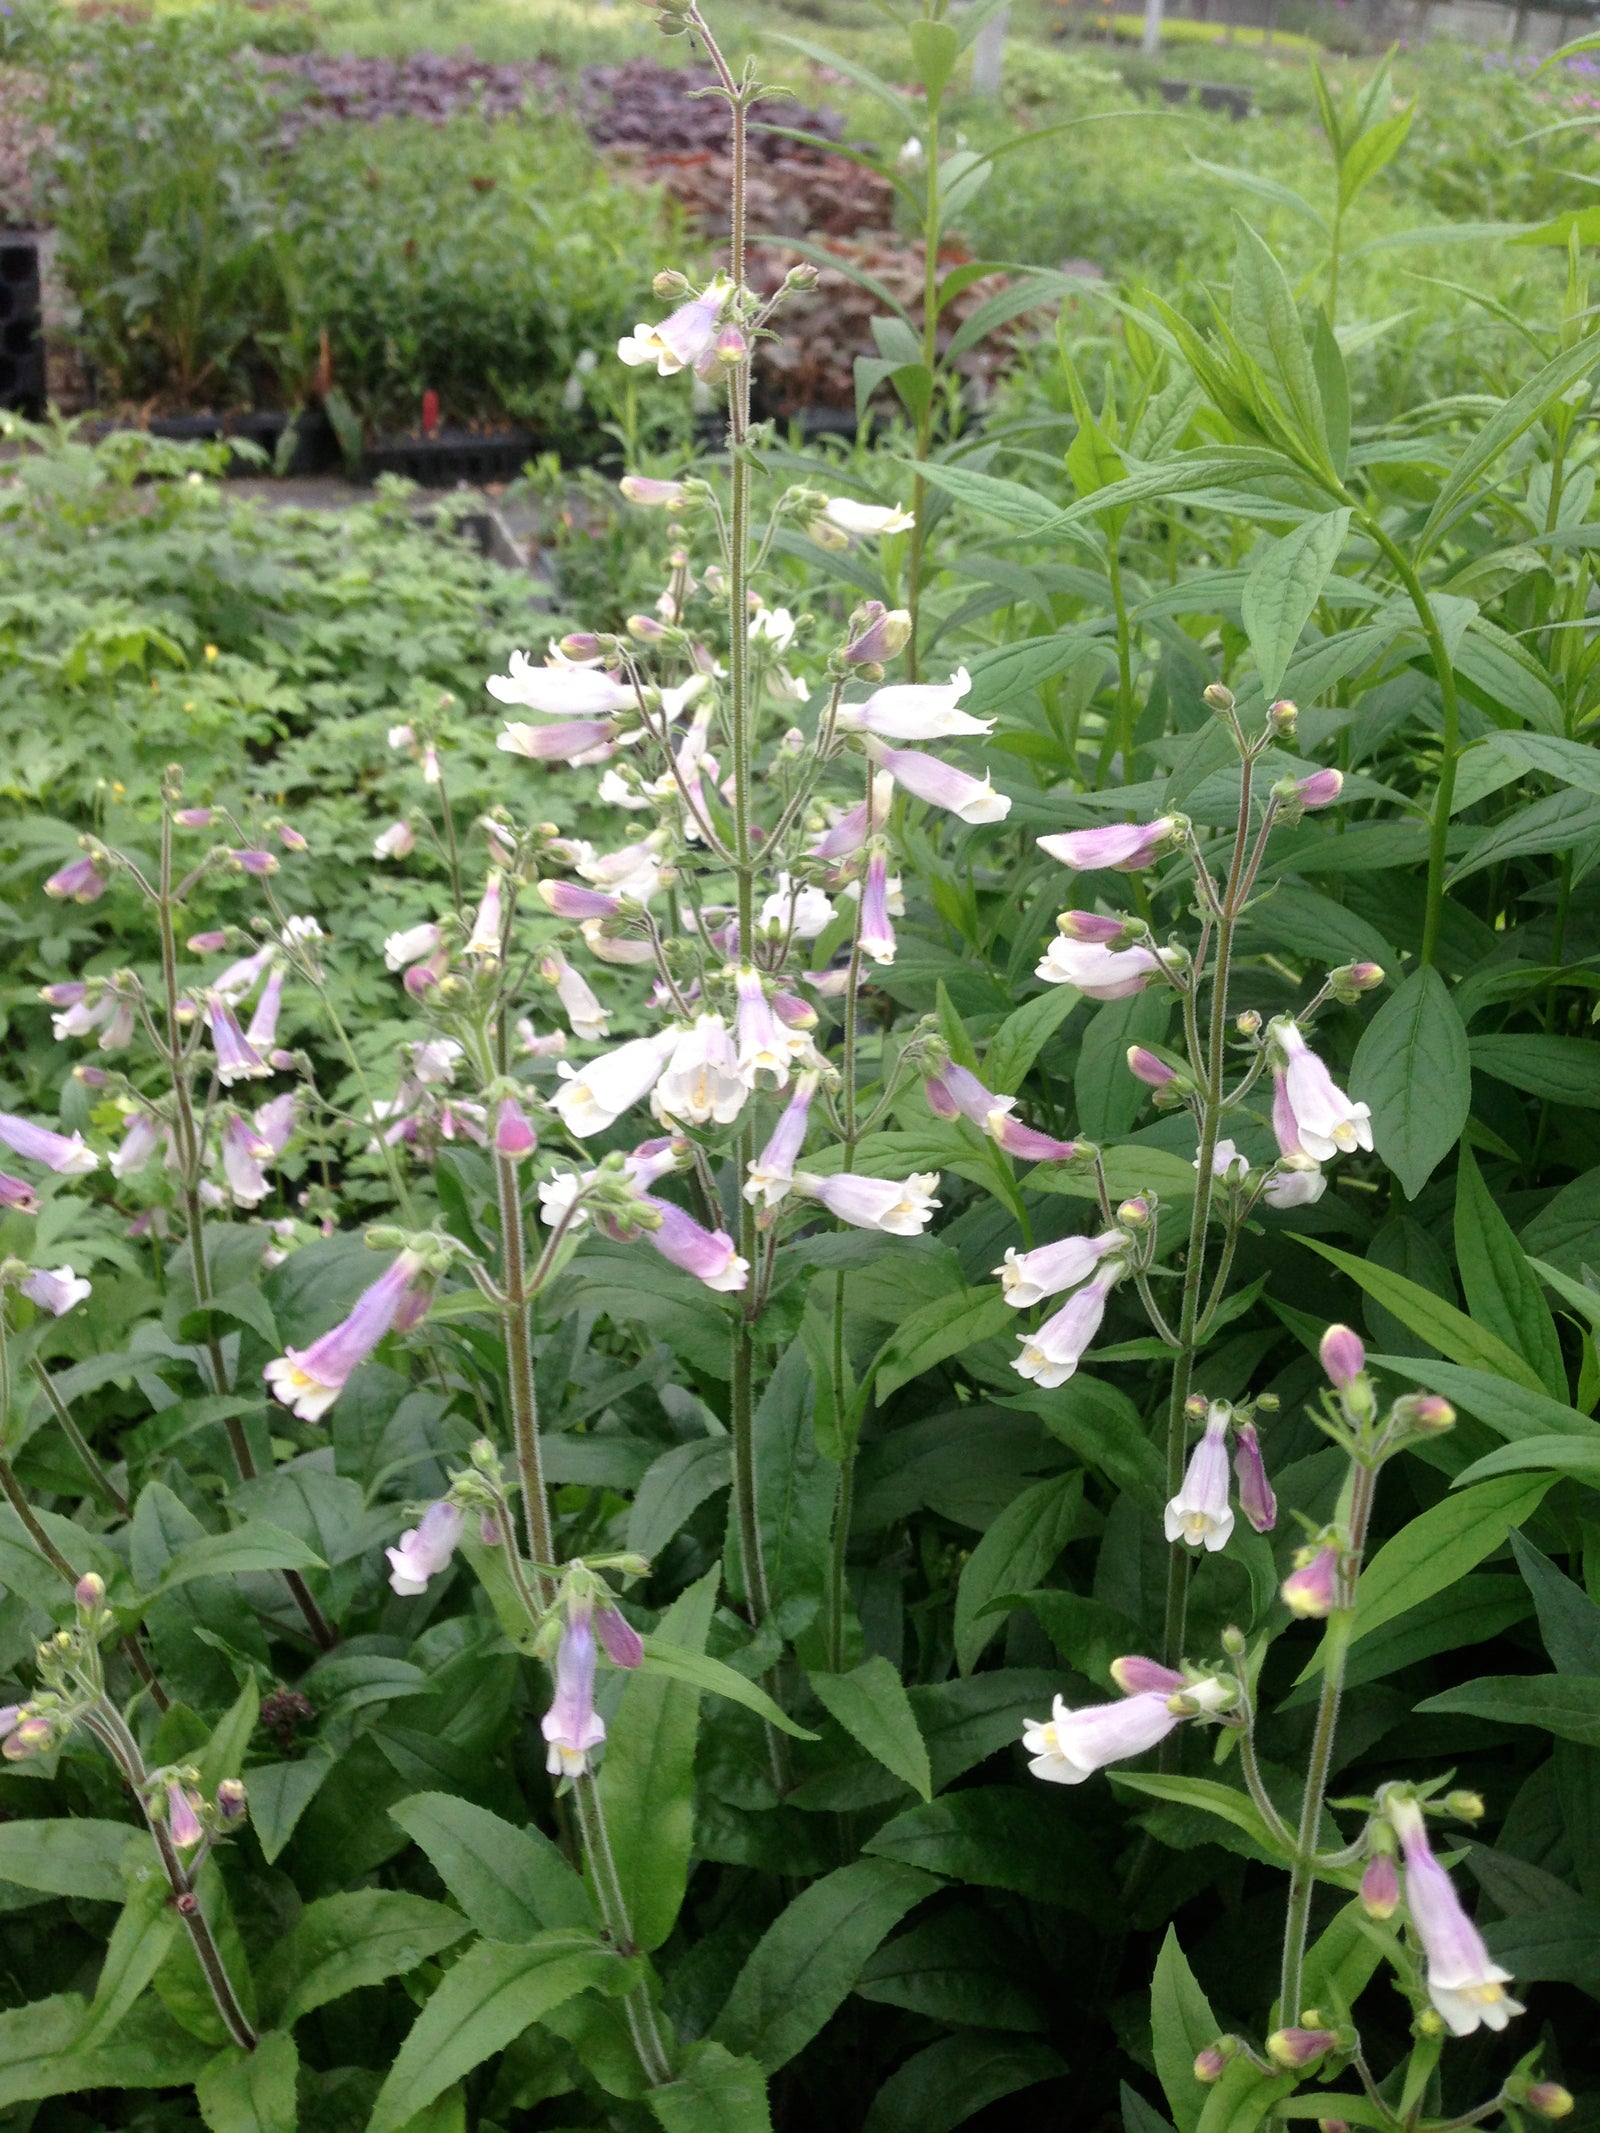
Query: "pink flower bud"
1361 1851 1400 1919
174 807 214 828
1295 769 1343 810
44 856 108 902
75 1572 105 1609
166 1783 204 1849
712 324 747 365
1127 1046 1176 1088
277 823 308 852
1267 2029 1337 2070
619 476 686 509
1232 1421 1277 1535
1319 1323 1365 1390
187 930 228 952
1528 2086 1575 2119
215 1778 248 1824
1194 2047 1229 2084
493 1097 538 1162
596 1606 645 1669
1282 1543 1340 1618
1396 1393 1456 1434
1109 1655 1186 1696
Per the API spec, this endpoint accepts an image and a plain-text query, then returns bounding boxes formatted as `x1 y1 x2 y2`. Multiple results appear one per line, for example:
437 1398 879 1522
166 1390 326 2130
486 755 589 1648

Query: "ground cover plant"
5 2 1600 2131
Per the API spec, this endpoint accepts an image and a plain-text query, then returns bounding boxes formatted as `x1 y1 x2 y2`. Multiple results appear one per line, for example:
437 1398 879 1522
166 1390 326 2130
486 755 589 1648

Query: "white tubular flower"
655 1015 747 1126
1011 1262 1123 1388
487 652 633 717
616 273 731 376
996 1231 1122 1308
872 742 1012 825
580 918 655 966
744 1072 818 1208
1270 1018 1373 1161
758 872 834 939
598 767 651 810
464 874 504 959
793 1170 941 1235
538 1168 591 1231
1390 1793 1525 2036
1263 1156 1326 1208
1024 1690 1182 1784
749 606 797 652
733 968 791 1090
384 922 441 974
540 949 610 1041
20 1264 91 1316
552 1032 675 1139
374 820 415 860
1036 937 1163 1000
411 1039 462 1086
837 669 992 741
1164 1402 1235 1552
822 497 916 538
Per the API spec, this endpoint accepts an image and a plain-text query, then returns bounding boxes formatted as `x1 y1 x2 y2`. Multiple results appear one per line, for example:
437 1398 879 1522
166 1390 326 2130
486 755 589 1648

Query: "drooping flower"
996 1230 1122 1308
749 605 797 652
1292 769 1344 809
620 474 686 508
539 881 621 921
229 849 278 877
1011 1262 1124 1387
541 1609 607 1777
206 996 270 1086
386 1501 464 1596
165 1784 204 1850
1232 1421 1277 1534
637 1197 748 1292
0 1173 40 1213
841 603 912 667
385 923 441 975
1263 1156 1326 1208
744 1072 818 1208
925 1062 1079 1162
20 1265 91 1315
498 717 617 762
44 855 108 902
1036 937 1163 1000
221 1114 274 1207
0 1112 98 1175
540 948 609 1041
870 742 1011 825
464 874 504 959
655 1015 747 1126
596 1607 645 1668
733 969 792 1090
1164 1403 1235 1551
811 771 895 860
493 1097 538 1162
1270 1019 1372 1162
1282 1542 1341 1617
859 849 896 965
616 274 731 377
794 1170 941 1236
1127 1045 1179 1089
758 873 834 940
1388 1794 1524 2036
1037 818 1179 872
1023 1690 1183 1783
254 1092 298 1156
820 496 916 539
244 965 284 1053
264 1248 428 1421
374 820 415 860
838 670 992 741
552 1032 675 1138
487 654 633 718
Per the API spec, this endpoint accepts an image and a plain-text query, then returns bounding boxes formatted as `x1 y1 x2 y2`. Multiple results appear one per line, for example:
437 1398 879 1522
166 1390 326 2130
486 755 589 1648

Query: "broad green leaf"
1111 1775 1280 1857
257 1890 471 2028
81 1873 178 2049
1453 1434 1600 1487
1421 328 1600 552
366 1933 617 2133
242 1754 334 1866
1297 1240 1546 1393
953 1473 1083 1673
983 984 1082 1095
1454 1144 1566 1398
0 1818 137 1901
900 461 1064 535
857 1910 1046 2033
1339 103 1414 208
649 2040 774 2133
1230 216 1329 471
1150 1928 1217 2133
1077 992 1172 1143
875 1286 1014 1404
1470 1034 1600 1110
1240 509 1350 700
752 1337 835 1632
0 1991 212 2109
389 1792 595 1940
809 1658 932 1801
599 1568 718 1954
714 1859 938 2074
865 1786 1112 1915
1417 1673 1600 1744
907 17 959 100
626 1438 731 1563
195 2031 299 2133
861 2033 1066 2133
1510 1532 1600 1674
1448 790 1600 887
1485 1898 1600 1992
153 1521 325 1593
1302 1901 1387 2018
639 1638 817 1738
1349 968 1470 1200
962 636 1102 717
1337 1473 1553 1656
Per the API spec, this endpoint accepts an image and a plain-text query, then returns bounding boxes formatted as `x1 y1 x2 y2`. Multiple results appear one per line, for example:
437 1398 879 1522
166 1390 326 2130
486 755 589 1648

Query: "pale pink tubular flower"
542 1610 607 1777
926 1062 1078 1162
244 965 284 1052
229 849 278 877
166 1784 204 1849
464 874 504 959
744 1071 818 1208
45 855 108 902
1109 1655 1187 1696
540 948 609 1041
1011 1262 1123 1387
1320 1324 1366 1389
0 1112 98 1175
1165 1404 1235 1551
870 742 1011 825
620 474 686 508
553 1032 674 1138
616 274 730 377
221 1114 274 1207
386 1501 463 1596
1037 817 1178 872
109 1111 162 1180
655 1015 746 1126
859 849 896 965
374 820 415 860
498 718 616 762
1271 1019 1372 1161
1023 1690 1183 1784
596 1607 645 1668
385 922 440 975
841 603 912 667
1263 1156 1326 1208
487 653 632 718
1036 937 1161 1000
1232 1421 1277 1534
1058 909 1132 944
796 1170 941 1236
838 668 992 741
212 944 273 1002
996 1230 1121 1308
638 1197 749 1292
206 995 270 1086
254 1092 298 1156
21 1265 91 1315
1282 1543 1340 1617
733 968 791 1089
264 1248 428 1421
0 1173 40 1213
1128 1046 1177 1088
405 944 451 997
493 1096 538 1162
1389 1794 1524 2036
539 881 620 920
812 796 870 860
174 808 213 829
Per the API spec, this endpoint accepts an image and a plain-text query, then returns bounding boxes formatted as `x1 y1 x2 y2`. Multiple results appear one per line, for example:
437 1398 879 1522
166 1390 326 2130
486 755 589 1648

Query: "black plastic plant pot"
140 409 340 478
361 428 539 487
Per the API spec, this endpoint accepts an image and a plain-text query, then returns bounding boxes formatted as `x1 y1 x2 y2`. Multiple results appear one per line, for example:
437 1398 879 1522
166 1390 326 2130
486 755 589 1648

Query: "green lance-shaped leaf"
861 2033 1066 2133
1421 327 1600 553
649 2040 774 2133
256 1889 471 2028
714 1859 939 2074
195 2031 299 2133
1239 508 1350 701
1150 1927 1218 2133
1510 1531 1600 1675
808 1657 933 1801
365 1933 618 2133
1349 967 1470 1201
1453 1144 1566 1399
389 1792 595 1940
1417 1673 1600 1745
1297 1238 1547 1392
953 1472 1084 1673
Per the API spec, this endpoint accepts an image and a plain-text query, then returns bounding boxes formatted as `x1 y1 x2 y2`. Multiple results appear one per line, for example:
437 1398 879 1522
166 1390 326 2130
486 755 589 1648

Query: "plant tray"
361 428 539 487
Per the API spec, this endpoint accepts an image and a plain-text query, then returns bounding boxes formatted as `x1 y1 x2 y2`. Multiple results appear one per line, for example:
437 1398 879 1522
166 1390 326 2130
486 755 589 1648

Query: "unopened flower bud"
1235 1009 1261 1037
559 632 603 659
1319 1324 1366 1390
627 613 668 643
786 261 820 291
1117 1196 1151 1228
174 807 213 829
713 325 748 367
74 1573 105 1610
652 269 690 298
1445 1789 1485 1823
1326 959 1385 1003
845 603 912 665
1185 1392 1208 1421
619 477 686 510
596 1605 646 1669
1127 1046 1178 1089
1360 1851 1399 1919
1267 2028 1337 2070
1282 1542 1340 1618
215 1778 248 1823
1203 683 1235 714
73 1064 111 1088
1396 1393 1455 1434
1194 2041 1234 2083
1416 2008 1445 2037
1527 2085 1575 2119
1268 699 1299 736
188 930 228 953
